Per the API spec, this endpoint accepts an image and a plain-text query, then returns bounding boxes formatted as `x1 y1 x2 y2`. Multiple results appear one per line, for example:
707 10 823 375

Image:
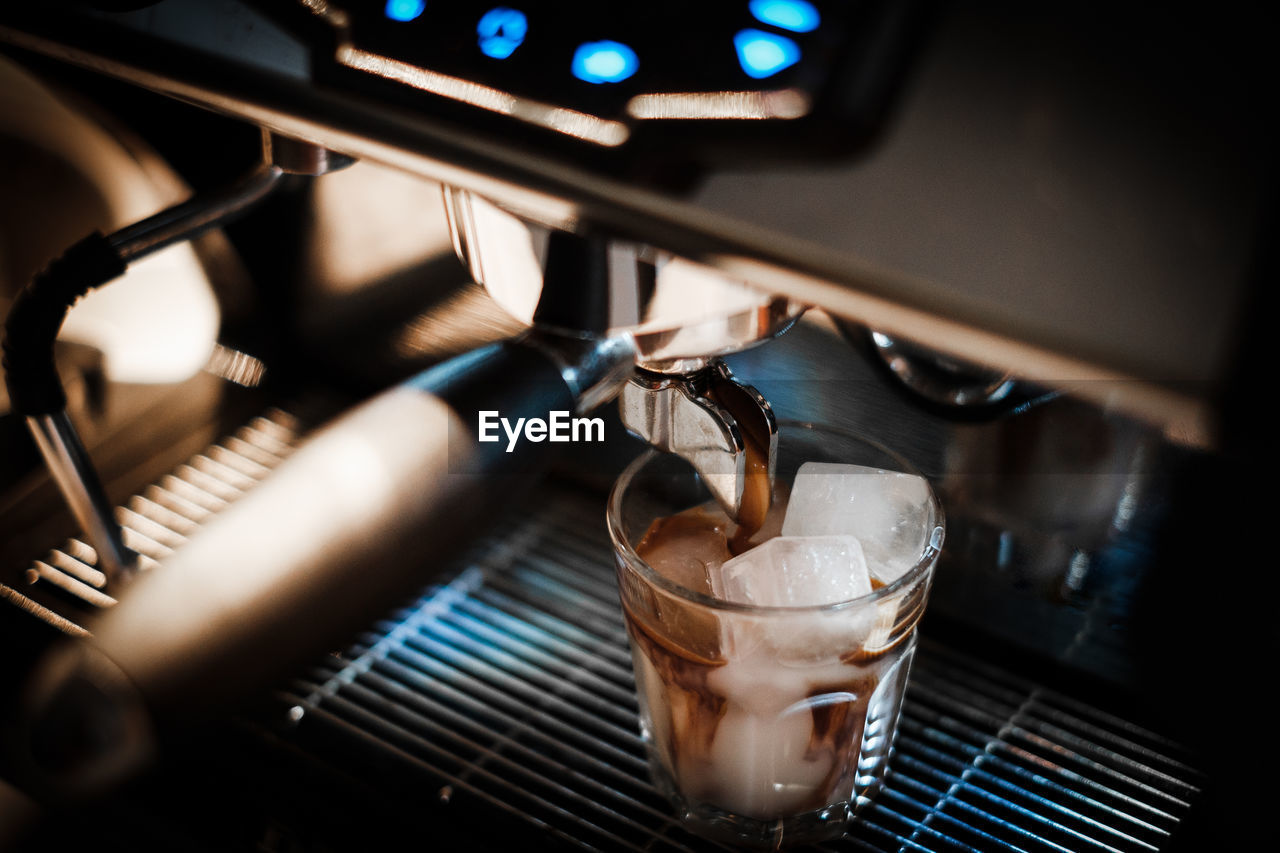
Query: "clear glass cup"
608 422 944 848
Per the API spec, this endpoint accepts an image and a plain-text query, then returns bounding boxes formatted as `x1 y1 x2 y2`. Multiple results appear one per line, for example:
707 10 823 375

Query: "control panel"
307 0 928 170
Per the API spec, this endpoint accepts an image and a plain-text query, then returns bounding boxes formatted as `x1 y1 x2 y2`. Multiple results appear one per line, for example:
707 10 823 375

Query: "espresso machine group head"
445 189 794 518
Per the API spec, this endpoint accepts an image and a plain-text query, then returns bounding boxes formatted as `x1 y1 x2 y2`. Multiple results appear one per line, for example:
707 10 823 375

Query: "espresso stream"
704 380 773 553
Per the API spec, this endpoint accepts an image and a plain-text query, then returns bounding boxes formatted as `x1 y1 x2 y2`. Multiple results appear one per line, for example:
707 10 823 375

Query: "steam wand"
1 131 351 584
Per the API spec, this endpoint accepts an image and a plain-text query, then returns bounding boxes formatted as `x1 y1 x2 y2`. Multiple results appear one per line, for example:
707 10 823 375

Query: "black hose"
2 232 126 417
3 160 285 418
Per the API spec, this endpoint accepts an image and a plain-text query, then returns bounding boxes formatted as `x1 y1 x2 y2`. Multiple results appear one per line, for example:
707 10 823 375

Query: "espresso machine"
0 1 1271 850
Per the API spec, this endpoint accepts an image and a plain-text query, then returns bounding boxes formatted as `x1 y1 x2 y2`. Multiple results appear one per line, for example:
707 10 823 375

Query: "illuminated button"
749 0 821 33
734 29 800 79
477 7 527 60
384 0 425 23
572 41 639 84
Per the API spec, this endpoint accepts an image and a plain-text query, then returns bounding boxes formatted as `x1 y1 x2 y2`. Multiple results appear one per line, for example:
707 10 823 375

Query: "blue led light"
384 0 425 23
477 7 527 60
733 29 800 79
571 41 638 84
749 0 820 33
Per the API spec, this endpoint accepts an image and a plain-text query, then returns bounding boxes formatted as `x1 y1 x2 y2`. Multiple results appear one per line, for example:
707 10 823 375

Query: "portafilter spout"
619 361 778 524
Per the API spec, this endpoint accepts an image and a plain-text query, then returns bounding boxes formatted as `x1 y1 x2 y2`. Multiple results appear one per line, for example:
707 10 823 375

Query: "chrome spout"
619 360 777 521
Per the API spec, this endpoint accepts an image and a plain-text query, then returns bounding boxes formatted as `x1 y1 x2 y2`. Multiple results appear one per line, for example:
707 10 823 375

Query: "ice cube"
709 536 875 665
704 670 834 818
710 535 871 607
782 462 932 584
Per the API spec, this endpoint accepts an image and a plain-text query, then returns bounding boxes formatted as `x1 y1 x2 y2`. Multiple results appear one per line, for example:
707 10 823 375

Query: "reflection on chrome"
393 285 525 360
335 46 630 147
443 190 807 365
336 46 515 113
205 344 267 388
627 89 810 120
298 0 347 27
541 107 628 146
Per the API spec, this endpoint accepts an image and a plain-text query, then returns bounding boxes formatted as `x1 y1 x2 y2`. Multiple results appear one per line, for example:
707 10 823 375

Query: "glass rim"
607 420 945 615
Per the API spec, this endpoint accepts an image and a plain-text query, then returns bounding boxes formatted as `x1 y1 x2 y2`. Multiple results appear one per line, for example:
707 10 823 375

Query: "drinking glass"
608 422 944 847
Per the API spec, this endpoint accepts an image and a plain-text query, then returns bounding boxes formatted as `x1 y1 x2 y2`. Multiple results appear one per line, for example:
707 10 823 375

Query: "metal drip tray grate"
4 408 305 633
277 484 1203 852
8 408 1203 851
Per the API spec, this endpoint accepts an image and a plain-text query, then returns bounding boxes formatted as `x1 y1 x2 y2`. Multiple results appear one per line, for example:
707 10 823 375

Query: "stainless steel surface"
34 383 471 740
26 412 137 585
618 361 777 521
518 330 637 417
2 1 1258 439
867 330 1021 410
723 315 1170 686
262 131 356 177
107 159 284 262
445 189 795 488
444 190 807 366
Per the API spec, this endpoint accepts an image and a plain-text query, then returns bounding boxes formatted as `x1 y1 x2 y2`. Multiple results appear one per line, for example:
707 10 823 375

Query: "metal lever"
619 360 777 521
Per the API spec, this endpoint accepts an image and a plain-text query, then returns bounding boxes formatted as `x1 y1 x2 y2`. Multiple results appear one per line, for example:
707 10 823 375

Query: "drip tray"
8 408 1205 852
275 486 1203 852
